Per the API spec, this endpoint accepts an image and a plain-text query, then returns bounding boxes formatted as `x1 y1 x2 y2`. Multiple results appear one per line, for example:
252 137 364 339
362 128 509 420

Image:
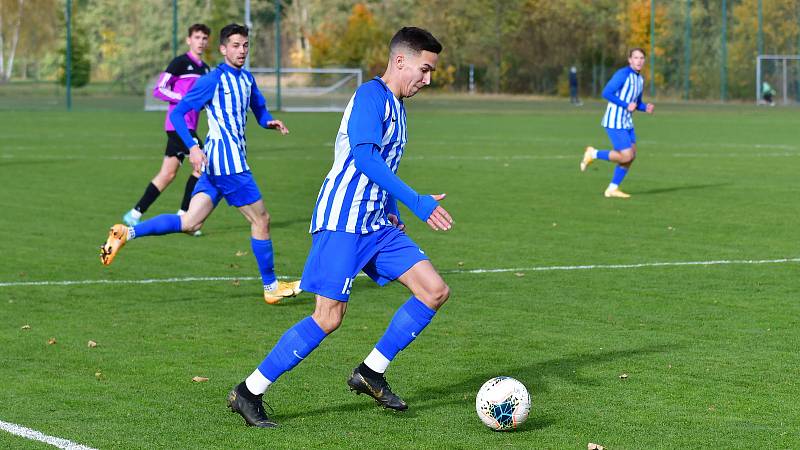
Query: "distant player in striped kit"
122 24 211 232
580 48 655 198
101 24 301 304
226 27 453 428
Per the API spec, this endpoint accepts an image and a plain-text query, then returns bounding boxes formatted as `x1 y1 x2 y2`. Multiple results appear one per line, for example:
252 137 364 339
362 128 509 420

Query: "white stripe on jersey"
203 70 253 175
311 80 407 234
602 70 643 130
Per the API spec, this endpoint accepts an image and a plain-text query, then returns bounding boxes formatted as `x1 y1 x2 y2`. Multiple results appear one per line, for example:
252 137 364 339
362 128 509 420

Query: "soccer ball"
475 376 531 431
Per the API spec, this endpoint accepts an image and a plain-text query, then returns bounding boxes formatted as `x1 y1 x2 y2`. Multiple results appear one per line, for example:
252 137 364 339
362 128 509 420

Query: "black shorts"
165 130 202 161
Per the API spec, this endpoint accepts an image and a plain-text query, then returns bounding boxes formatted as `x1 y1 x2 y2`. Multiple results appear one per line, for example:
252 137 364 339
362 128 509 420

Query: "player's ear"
396 53 405 70
219 45 226 56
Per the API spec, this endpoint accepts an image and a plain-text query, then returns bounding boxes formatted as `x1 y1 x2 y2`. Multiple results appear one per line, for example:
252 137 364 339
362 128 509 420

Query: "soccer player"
100 24 301 304
225 27 453 428
580 48 655 198
122 24 211 233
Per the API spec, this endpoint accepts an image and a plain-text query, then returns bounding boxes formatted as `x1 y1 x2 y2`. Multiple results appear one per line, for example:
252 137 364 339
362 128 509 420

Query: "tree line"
2 0 798 100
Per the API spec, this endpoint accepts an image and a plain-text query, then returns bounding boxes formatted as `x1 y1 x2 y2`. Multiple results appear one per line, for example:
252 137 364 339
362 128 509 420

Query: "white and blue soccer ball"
475 376 531 431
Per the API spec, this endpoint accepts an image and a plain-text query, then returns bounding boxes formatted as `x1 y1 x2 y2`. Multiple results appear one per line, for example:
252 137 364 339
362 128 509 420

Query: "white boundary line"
1 257 797 288
0 419 98 450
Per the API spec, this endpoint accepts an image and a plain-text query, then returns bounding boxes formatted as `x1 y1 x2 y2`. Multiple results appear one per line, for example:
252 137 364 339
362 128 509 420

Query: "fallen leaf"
229 263 240 269
20 324 30 330
457 261 464 267
552 222 558 227
232 279 240 287
47 337 57 345
514 272 525 277
95 372 103 380
87 340 98 348
588 444 605 450
619 373 628 380
235 250 248 257
667 226 674 230
192 376 209 382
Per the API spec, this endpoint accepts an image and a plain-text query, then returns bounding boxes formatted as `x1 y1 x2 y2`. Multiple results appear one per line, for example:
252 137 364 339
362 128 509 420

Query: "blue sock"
375 297 436 361
251 238 277 287
611 165 629 186
257 317 327 382
132 214 182 238
596 150 611 161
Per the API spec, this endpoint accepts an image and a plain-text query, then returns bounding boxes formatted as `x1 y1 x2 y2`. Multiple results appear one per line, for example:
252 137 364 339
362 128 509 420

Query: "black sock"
134 182 161 214
180 175 199 212
236 381 261 400
358 362 382 379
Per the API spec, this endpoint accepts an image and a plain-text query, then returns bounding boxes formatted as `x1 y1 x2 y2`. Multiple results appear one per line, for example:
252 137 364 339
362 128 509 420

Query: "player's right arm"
170 72 218 172
602 69 631 110
348 84 452 231
152 57 184 103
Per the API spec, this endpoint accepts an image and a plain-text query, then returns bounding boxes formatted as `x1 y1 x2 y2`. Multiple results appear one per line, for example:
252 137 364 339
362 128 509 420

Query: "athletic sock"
128 209 143 220
610 165 629 187
134 182 162 214
180 175 199 212
244 370 272 396
256 317 327 385
131 214 182 238
251 238 277 288
367 297 436 373
596 150 611 161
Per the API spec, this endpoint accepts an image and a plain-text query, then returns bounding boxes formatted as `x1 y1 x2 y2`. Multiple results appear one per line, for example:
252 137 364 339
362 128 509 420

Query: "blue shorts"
605 127 636 151
192 171 262 207
300 226 429 302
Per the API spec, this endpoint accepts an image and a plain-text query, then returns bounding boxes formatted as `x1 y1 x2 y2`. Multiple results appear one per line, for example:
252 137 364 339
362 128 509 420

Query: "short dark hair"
188 23 210 37
220 23 248 45
389 27 442 55
629 47 646 58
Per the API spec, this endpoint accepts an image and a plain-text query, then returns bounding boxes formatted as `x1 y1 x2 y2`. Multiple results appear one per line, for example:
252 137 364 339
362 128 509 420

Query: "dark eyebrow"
422 64 435 72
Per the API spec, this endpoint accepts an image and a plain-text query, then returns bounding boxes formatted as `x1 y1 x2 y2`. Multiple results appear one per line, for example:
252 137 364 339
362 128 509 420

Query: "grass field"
1 95 799 449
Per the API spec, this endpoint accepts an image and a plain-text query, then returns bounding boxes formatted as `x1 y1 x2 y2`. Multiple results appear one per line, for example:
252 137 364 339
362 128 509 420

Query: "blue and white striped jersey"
601 67 645 129
310 77 407 234
170 63 274 176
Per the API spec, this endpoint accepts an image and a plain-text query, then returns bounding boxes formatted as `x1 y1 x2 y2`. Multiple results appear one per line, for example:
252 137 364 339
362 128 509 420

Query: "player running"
580 47 655 198
122 24 211 233
226 27 453 428
100 23 300 304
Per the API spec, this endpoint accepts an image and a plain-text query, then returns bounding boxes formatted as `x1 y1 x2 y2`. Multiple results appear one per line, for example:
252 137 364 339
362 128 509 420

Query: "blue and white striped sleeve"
602 69 630 109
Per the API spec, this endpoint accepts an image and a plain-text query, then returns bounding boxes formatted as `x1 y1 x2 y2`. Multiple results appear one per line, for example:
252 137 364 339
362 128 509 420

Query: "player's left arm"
636 91 655 114
249 77 289 135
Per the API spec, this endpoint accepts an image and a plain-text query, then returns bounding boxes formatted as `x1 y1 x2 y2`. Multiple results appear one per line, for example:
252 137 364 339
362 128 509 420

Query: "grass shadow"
634 183 730 195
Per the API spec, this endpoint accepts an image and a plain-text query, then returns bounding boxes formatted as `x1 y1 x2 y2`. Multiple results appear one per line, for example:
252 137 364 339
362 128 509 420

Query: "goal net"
145 68 363 112
755 55 800 105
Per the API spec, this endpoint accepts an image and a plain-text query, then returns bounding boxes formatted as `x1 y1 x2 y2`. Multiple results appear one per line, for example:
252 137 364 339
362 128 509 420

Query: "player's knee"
618 153 634 164
158 169 177 183
312 312 343 334
419 282 450 310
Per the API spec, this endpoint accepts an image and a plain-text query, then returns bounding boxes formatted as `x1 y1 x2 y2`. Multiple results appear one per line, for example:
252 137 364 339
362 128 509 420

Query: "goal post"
755 55 800 105
144 67 363 112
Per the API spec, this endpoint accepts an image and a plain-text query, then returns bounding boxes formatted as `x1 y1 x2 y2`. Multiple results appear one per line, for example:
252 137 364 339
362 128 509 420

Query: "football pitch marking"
0 419 98 450
0 257 797 288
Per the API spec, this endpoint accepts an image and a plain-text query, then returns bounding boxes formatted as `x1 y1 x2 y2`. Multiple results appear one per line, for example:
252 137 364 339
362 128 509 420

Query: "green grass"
1 96 799 449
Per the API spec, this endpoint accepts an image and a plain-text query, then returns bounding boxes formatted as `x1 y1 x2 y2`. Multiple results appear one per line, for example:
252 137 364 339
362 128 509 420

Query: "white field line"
0 419 98 450
1 257 798 288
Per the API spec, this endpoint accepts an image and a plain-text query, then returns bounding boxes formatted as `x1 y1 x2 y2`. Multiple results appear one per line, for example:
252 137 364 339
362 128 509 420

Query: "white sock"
245 369 272 395
127 227 135 240
607 183 619 191
591 149 598 158
364 348 391 374
264 280 278 292
176 209 186 216
129 209 143 219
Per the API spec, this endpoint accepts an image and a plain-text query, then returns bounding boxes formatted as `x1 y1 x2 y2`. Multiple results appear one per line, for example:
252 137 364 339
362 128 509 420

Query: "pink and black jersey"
152 52 210 131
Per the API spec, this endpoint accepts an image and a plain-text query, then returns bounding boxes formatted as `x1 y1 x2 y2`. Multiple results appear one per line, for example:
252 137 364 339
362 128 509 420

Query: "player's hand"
627 102 637 112
188 145 206 173
388 213 405 231
645 103 655 114
426 193 453 231
267 119 289 135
